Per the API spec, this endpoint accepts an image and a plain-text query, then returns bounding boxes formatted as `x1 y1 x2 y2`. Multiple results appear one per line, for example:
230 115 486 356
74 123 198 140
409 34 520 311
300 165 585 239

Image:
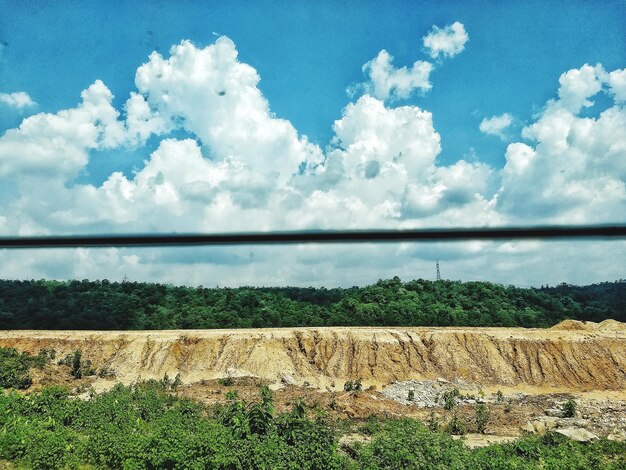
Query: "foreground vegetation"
0 278 624 330
1 382 625 469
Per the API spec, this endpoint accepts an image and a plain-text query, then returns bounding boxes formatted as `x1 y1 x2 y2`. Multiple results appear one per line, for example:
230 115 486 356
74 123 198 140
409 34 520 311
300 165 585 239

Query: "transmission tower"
436 260 441 281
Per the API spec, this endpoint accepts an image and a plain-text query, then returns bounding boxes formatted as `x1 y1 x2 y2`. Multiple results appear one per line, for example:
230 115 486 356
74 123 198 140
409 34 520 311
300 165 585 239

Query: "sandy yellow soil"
1 320 624 392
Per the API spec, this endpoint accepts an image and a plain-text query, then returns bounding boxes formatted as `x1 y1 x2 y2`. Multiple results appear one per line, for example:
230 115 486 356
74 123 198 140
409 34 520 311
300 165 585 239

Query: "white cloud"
0 37 623 287
296 94 492 226
479 113 513 140
354 50 433 101
351 21 469 102
499 64 626 224
608 68 626 103
423 22 469 59
0 81 125 179
0 91 36 109
123 92 172 146
134 37 323 179
557 63 604 112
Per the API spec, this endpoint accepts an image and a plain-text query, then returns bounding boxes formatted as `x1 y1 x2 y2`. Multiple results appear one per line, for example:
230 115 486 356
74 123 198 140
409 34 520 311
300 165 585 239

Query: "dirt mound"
597 320 626 331
1 326 625 391
551 319 626 333
551 320 595 331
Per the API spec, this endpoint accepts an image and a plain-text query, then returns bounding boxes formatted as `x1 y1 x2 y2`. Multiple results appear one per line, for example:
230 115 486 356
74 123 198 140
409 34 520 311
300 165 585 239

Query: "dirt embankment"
1 322 625 391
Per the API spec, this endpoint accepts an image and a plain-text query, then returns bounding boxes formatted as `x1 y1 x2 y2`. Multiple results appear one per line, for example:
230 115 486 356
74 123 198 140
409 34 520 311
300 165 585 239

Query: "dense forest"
0 278 623 330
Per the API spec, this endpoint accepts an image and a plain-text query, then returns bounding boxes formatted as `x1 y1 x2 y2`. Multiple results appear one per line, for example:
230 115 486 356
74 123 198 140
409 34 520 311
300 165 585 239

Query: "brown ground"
1 320 625 391
3 321 626 445
175 377 542 435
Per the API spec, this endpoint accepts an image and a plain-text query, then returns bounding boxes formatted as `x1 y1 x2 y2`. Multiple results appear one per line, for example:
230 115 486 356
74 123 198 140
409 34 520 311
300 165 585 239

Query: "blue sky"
3 0 624 178
0 0 624 286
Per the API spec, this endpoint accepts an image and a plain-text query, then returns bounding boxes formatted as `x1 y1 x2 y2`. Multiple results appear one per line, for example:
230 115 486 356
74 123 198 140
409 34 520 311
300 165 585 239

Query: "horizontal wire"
0 225 625 248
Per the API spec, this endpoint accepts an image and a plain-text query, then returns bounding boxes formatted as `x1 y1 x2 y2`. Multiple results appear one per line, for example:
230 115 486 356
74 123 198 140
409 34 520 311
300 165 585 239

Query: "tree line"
0 277 623 330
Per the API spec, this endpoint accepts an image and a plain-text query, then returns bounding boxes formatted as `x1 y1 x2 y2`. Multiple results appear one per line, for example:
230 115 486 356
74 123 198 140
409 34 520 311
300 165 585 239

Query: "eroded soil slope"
1 321 625 391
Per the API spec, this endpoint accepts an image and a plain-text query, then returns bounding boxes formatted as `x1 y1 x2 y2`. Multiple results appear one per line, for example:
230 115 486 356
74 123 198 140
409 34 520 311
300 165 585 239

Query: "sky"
0 0 625 287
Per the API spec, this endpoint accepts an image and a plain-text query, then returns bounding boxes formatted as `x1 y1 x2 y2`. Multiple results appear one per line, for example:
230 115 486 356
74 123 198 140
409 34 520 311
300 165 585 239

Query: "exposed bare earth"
1 321 625 391
2 321 625 443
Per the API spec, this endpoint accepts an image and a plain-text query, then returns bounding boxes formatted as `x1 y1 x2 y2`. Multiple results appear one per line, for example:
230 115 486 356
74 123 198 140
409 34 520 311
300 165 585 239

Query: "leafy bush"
562 399 577 418
355 419 469 469
427 411 439 432
0 347 37 389
445 411 467 435
70 350 82 378
59 350 96 379
0 383 625 469
217 376 234 386
475 403 490 434
440 388 461 410
343 379 363 392
31 349 55 369
0 383 347 469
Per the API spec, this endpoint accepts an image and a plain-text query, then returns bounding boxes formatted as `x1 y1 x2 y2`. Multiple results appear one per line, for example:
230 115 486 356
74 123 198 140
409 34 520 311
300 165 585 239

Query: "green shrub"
355 419 469 469
358 415 381 436
0 347 33 389
475 403 490 434
1 381 625 469
344 379 362 392
32 349 55 369
59 350 96 379
70 350 82 379
445 411 467 435
218 376 234 386
171 373 182 390
562 399 577 418
441 388 461 410
427 411 439 432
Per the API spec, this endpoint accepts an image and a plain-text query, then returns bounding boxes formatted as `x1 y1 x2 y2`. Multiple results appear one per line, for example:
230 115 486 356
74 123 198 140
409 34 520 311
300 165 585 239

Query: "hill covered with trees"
0 278 623 330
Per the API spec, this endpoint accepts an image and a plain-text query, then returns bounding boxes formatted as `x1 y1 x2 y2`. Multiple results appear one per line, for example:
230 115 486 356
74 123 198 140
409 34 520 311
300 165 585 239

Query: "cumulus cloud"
557 63 604 112
351 21 467 102
499 64 626 223
479 113 513 140
0 36 623 287
0 81 125 179
0 91 36 109
0 36 494 270
608 68 626 103
135 37 322 179
423 22 469 59
354 50 433 101
123 92 172 146
295 94 493 227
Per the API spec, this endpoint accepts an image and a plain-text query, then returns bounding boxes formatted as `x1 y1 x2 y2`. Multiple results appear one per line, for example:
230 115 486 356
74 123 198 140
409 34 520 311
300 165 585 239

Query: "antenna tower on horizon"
436 260 441 281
